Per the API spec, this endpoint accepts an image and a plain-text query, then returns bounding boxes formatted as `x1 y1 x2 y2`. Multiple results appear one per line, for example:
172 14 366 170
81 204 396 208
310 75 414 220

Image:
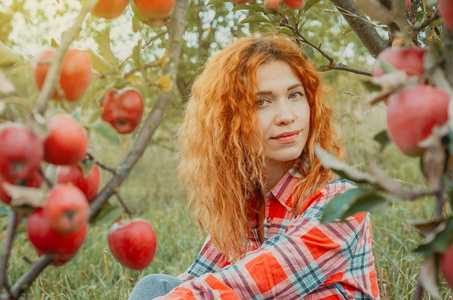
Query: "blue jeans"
128 274 184 300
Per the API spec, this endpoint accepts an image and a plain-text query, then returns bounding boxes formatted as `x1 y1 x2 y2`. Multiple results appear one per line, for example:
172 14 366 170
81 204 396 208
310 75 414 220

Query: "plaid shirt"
158 171 380 299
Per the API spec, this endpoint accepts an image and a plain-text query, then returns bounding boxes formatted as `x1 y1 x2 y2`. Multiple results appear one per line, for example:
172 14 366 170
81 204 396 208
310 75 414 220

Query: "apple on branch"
43 184 89 234
0 171 43 205
372 47 425 78
0 126 43 182
108 219 157 270
27 207 87 265
100 88 144 134
131 0 176 27
92 0 129 19
34 49 92 102
44 115 88 165
386 85 451 157
56 164 100 202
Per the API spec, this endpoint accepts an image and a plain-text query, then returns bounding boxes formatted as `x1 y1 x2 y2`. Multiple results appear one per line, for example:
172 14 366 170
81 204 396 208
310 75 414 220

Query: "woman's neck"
263 160 294 195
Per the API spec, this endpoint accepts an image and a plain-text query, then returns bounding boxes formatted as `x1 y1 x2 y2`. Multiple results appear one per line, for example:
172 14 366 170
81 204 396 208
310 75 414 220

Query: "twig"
315 63 372 76
87 154 117 174
0 211 21 295
37 168 53 189
118 30 168 70
114 190 133 220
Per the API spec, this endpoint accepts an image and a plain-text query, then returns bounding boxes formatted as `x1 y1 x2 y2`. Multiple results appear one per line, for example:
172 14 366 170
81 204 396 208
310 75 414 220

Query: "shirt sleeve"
158 186 376 300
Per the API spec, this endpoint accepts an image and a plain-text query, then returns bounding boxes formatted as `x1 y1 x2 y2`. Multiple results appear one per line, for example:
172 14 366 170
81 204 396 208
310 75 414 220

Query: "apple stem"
0 210 22 297
115 191 133 220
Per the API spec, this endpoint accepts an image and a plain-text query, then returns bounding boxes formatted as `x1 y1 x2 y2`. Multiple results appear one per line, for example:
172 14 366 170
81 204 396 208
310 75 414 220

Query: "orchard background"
0 0 452 299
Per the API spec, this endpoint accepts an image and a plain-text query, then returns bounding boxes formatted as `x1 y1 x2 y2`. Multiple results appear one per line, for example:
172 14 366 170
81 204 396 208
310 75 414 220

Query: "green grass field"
3 75 453 299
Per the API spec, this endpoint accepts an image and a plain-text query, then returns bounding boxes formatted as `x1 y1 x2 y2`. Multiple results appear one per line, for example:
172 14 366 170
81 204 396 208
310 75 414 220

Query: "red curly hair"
178 36 342 262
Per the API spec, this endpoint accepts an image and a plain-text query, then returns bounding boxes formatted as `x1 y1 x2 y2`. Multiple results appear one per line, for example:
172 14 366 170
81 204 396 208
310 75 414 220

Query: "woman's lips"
272 131 299 143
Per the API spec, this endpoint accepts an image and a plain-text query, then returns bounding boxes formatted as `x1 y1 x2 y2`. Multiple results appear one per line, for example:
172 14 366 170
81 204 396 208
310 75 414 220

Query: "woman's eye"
256 99 268 106
289 91 303 99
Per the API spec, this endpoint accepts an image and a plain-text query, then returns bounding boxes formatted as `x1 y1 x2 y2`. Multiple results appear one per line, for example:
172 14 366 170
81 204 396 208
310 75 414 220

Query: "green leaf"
239 15 269 25
88 107 104 124
373 130 391 152
89 120 120 145
100 27 117 65
0 42 23 67
86 50 115 74
0 206 11 217
278 27 295 38
90 201 123 225
378 59 397 74
321 188 387 224
78 158 96 178
232 4 264 12
207 0 229 5
132 39 143 70
304 46 315 60
303 0 321 11
415 218 453 256
361 79 382 93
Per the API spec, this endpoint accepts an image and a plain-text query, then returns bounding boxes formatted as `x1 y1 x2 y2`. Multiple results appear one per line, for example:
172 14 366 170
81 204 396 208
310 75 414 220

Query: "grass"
2 75 453 299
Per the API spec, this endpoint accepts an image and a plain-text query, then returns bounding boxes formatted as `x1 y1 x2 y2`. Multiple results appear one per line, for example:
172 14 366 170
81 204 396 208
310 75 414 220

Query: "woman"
129 36 380 299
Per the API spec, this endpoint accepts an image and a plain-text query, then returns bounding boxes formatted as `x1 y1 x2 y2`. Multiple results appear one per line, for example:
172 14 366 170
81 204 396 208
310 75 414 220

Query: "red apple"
132 0 176 26
285 0 305 9
386 85 451 157
100 88 144 134
92 0 129 19
56 164 100 202
43 184 88 234
0 126 43 182
439 0 453 31
34 49 92 102
27 207 87 261
232 0 252 4
44 115 88 165
373 47 425 77
264 0 284 12
0 171 43 205
108 219 157 270
440 243 453 288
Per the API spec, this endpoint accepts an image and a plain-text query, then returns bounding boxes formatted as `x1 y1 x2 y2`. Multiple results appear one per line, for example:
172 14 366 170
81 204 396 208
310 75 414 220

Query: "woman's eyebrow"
256 83 303 96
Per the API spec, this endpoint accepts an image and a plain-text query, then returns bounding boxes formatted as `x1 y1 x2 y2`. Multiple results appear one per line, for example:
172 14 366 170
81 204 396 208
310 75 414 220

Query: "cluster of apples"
0 0 172 270
232 0 305 11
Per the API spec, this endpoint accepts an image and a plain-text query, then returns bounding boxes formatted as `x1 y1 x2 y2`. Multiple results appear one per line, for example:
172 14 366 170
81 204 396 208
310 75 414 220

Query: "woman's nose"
274 100 295 125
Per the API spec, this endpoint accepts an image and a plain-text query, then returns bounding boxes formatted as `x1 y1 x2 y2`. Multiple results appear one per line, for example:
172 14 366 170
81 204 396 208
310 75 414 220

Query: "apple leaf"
239 15 269 25
232 4 265 12
373 130 391 152
0 42 23 67
132 15 141 33
417 257 442 300
3 183 48 208
303 0 321 11
72 107 82 122
86 50 116 74
321 188 387 224
314 144 376 184
304 46 315 60
0 70 16 94
90 201 123 225
278 27 295 38
420 126 447 189
99 27 117 65
207 0 230 5
415 217 453 256
88 108 104 124
79 158 96 178
89 120 120 145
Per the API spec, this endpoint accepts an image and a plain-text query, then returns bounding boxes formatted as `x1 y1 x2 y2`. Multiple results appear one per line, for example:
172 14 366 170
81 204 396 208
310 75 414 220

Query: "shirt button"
266 217 271 225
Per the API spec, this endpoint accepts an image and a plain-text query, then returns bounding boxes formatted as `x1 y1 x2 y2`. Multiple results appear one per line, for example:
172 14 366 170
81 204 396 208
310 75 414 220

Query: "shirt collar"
268 164 303 211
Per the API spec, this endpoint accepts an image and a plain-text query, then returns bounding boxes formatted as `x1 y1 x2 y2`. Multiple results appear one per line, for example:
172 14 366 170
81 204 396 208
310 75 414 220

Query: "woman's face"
254 60 310 171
